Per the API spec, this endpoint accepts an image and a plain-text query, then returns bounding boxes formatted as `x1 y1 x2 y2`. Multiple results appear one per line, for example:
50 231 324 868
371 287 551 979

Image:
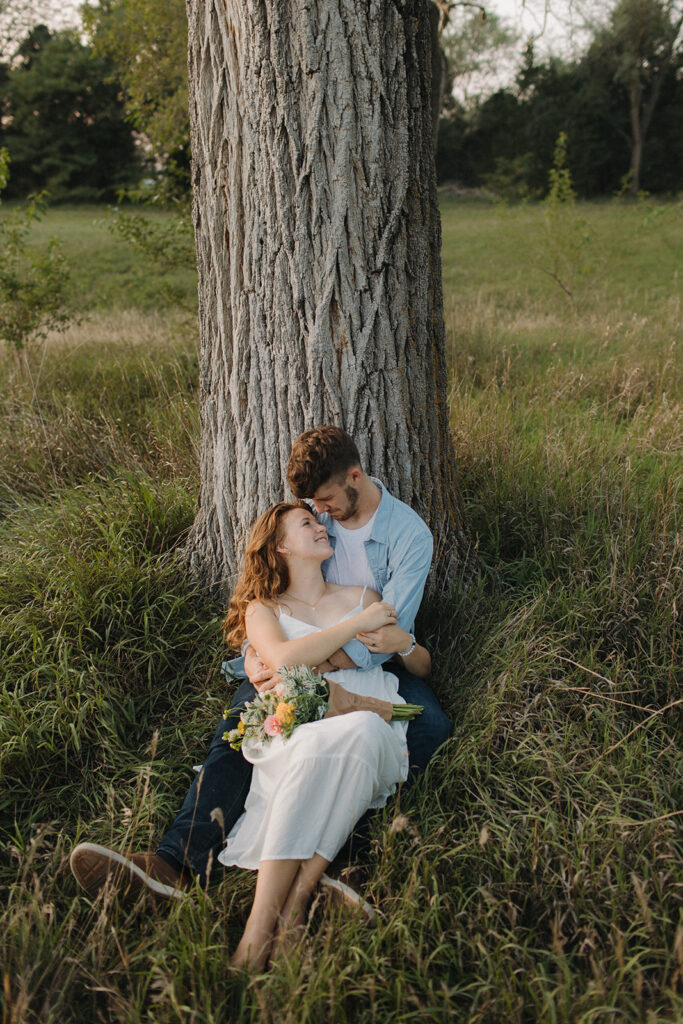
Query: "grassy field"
17 205 198 313
1 198 681 1023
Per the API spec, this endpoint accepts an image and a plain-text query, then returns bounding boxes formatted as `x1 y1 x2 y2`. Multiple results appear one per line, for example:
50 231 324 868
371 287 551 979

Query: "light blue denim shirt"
316 479 433 669
223 479 433 678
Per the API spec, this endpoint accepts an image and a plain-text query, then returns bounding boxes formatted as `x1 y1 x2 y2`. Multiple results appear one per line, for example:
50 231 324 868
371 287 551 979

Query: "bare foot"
271 920 306 965
269 901 309 964
230 929 271 970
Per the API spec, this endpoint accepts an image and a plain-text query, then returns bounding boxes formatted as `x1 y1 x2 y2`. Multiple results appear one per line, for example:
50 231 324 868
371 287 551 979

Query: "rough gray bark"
184 0 468 596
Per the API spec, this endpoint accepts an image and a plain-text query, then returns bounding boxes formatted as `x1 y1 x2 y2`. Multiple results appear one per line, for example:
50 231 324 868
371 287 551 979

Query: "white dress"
218 607 409 869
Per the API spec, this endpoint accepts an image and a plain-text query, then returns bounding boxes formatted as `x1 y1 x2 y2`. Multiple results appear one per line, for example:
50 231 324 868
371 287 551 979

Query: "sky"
443 0 604 99
490 0 575 48
482 0 601 59
18 0 597 49
5 0 602 76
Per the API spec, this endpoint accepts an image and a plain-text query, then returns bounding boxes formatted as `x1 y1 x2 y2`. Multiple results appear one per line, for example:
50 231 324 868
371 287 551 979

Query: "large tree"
184 0 468 595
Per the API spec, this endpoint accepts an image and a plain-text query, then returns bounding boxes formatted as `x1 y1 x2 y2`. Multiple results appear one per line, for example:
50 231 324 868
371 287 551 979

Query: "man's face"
311 471 360 521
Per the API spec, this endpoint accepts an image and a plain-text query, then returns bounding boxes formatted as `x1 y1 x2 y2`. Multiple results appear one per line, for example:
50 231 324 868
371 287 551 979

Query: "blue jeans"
157 667 452 885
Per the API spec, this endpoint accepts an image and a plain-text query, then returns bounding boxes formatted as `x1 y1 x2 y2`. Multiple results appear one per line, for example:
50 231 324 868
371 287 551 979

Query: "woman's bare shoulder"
245 599 279 619
361 586 382 607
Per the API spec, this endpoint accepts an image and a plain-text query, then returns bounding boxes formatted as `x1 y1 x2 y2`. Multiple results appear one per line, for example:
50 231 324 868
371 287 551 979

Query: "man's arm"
341 527 433 670
223 647 281 692
325 648 356 670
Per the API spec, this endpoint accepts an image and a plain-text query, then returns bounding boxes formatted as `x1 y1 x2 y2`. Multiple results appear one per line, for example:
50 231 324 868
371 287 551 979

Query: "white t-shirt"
324 510 378 591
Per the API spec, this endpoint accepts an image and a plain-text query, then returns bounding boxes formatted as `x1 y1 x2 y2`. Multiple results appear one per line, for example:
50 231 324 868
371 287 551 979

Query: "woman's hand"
355 601 397 632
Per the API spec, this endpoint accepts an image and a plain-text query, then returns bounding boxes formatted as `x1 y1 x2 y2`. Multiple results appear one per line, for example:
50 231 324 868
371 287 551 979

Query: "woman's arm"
396 642 431 679
355 623 431 678
245 600 398 671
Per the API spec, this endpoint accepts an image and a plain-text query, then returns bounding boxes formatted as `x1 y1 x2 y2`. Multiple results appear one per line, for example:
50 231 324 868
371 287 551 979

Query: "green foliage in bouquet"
223 665 329 750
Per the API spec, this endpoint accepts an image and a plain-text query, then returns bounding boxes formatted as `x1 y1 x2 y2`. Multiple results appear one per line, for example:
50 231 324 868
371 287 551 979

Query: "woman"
220 501 430 968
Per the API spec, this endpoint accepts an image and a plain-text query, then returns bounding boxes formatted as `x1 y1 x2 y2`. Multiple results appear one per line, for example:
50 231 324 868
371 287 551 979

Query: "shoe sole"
70 843 185 901
319 873 377 925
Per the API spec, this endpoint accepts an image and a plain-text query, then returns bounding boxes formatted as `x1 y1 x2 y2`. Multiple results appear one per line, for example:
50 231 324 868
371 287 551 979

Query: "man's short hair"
287 425 361 498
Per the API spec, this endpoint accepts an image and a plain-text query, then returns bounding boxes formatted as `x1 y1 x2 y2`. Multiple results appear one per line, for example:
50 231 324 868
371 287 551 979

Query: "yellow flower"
275 701 295 725
238 720 246 734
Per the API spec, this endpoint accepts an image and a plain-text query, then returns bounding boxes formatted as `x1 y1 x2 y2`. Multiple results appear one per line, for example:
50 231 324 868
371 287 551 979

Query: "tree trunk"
628 79 643 194
184 0 468 597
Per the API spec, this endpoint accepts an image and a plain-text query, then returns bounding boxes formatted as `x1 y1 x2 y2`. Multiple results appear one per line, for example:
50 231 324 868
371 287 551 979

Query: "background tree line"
438 0 683 197
0 0 681 202
0 23 141 200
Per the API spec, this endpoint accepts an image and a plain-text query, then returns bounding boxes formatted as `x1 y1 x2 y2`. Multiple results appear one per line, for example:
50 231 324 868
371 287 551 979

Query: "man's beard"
335 484 360 521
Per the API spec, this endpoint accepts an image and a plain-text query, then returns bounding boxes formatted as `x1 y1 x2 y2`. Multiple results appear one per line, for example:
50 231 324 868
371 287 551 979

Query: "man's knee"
405 697 452 775
216 680 257 736
229 679 257 710
425 703 453 749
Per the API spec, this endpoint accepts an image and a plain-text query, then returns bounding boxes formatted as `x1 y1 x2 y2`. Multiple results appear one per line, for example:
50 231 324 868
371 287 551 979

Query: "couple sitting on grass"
70 425 452 968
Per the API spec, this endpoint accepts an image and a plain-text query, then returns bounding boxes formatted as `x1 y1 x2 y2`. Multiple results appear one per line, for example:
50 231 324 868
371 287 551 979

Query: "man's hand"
244 646 281 693
314 660 337 675
356 624 409 654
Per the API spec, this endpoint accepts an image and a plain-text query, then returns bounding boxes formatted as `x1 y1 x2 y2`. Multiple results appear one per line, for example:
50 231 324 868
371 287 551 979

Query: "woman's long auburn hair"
222 501 310 651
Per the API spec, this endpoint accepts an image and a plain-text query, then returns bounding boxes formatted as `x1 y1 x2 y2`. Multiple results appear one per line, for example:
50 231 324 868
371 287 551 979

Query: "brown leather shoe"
70 843 188 901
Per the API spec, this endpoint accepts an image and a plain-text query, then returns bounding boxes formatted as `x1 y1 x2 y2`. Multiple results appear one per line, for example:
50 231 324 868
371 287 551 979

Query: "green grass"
0 204 198 312
1 199 681 1022
440 195 683 316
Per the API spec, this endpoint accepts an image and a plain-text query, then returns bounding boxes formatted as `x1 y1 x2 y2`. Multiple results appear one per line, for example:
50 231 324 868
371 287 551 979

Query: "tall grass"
0 311 199 512
1 199 681 1022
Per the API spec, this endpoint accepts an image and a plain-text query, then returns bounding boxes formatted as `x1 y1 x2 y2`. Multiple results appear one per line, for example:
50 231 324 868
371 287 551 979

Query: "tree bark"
184 0 468 597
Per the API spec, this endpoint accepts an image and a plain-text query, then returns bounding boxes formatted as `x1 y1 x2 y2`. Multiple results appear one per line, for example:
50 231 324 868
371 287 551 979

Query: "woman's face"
278 508 332 563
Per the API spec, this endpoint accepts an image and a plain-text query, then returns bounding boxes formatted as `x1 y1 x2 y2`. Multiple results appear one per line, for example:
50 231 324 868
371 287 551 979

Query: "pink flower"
274 683 285 697
264 715 282 737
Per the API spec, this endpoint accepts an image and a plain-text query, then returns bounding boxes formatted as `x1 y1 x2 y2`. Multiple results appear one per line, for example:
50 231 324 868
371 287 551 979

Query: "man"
70 426 452 900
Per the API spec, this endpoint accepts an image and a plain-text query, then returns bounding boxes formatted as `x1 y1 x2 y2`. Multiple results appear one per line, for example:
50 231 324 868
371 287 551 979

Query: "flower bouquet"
223 664 422 751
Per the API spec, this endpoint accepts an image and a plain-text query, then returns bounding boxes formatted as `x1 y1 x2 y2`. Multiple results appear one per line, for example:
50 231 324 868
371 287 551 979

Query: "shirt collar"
367 477 391 545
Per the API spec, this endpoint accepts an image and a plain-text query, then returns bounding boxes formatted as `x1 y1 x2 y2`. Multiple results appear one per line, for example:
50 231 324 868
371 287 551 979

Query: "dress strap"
359 585 367 607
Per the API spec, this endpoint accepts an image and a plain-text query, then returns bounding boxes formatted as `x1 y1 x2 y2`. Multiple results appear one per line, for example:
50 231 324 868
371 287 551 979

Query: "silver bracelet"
397 633 416 657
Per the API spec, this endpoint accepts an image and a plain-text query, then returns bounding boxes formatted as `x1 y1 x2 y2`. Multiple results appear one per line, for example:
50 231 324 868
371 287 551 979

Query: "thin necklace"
284 587 327 611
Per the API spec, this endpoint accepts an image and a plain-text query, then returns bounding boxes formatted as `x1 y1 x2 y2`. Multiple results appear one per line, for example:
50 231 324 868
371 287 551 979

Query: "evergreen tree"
82 0 189 196
1 26 141 200
435 24 683 199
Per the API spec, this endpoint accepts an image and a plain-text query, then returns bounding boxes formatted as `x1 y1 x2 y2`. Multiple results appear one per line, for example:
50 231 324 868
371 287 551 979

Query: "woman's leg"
232 853 331 968
231 859 300 969
273 853 330 957
280 854 330 928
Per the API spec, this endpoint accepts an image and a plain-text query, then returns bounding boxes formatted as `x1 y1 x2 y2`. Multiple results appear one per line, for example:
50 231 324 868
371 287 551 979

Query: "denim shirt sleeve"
221 656 245 681
341 526 433 670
